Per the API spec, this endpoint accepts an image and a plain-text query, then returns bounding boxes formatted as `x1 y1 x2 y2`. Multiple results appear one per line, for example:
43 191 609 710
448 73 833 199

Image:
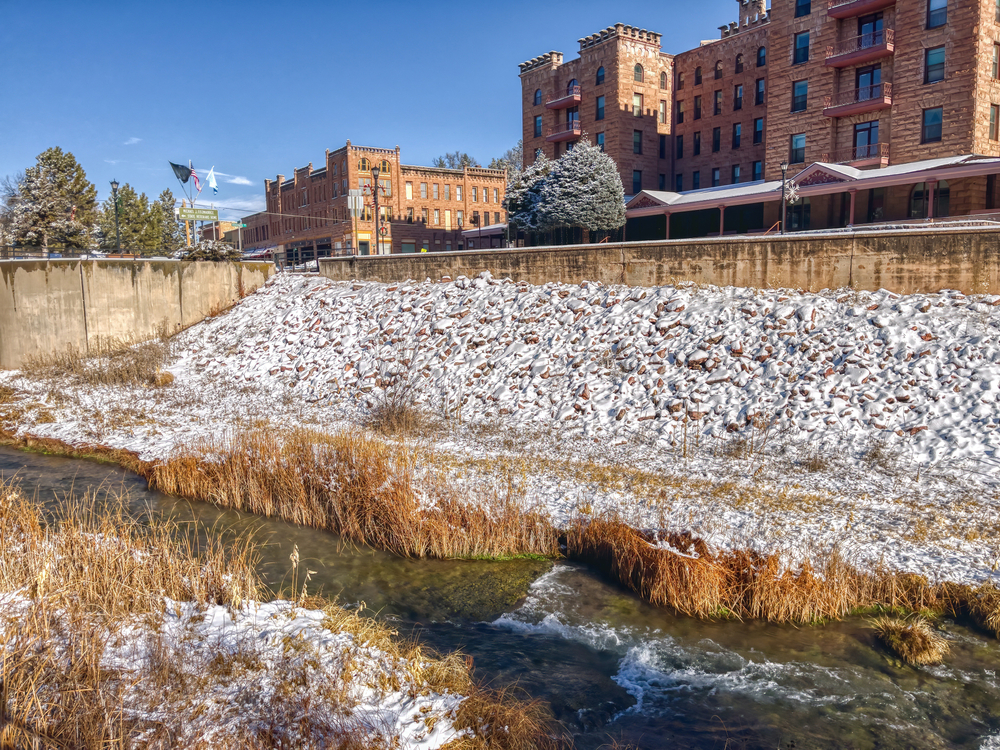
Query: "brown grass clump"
966 583 1000 637
148 429 559 560
872 616 950 665
21 336 173 388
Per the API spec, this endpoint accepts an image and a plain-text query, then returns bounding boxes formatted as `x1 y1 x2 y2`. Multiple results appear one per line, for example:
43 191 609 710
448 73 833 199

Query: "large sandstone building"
522 0 1000 236
242 141 506 261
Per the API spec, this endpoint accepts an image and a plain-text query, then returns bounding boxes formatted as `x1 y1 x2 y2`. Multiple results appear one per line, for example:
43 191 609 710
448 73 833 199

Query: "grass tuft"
21 336 173 388
872 615 950 665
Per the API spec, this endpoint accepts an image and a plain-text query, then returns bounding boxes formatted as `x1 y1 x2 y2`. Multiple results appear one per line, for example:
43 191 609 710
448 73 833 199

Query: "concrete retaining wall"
0 260 274 370
318 228 1000 295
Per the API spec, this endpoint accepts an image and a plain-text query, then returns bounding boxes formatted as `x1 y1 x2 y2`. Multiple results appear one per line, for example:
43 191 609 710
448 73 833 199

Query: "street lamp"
370 164 385 255
109 179 122 251
779 161 789 235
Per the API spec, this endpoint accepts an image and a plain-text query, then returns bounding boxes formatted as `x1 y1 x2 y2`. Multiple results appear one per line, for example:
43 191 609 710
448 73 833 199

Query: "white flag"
206 167 218 196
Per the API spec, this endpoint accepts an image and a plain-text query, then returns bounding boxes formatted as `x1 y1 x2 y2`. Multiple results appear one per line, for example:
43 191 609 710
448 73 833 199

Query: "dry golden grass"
147 429 559 560
872 616 950 665
20 335 173 388
0 480 560 749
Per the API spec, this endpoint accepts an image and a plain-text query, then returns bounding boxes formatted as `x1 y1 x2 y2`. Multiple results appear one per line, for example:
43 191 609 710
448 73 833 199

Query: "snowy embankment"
5 273 1000 584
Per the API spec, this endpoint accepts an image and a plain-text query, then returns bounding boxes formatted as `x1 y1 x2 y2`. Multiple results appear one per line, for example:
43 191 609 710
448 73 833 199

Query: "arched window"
358 157 371 172
757 46 766 66
714 60 723 79
909 181 950 219
677 71 685 90
694 66 703 85
634 64 644 82
596 66 605 85
567 78 579 94
735 54 744 74
378 159 390 174
533 89 542 106
659 71 667 89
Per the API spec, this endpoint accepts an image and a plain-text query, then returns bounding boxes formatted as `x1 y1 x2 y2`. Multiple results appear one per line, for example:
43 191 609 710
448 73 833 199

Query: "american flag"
190 166 202 192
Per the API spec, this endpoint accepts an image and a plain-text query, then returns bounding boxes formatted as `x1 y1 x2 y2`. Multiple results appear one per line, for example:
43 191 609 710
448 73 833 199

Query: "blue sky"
1 0 739 220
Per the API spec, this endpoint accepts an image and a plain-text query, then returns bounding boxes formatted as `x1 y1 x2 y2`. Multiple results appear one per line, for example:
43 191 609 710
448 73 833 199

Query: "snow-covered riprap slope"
6 273 1000 585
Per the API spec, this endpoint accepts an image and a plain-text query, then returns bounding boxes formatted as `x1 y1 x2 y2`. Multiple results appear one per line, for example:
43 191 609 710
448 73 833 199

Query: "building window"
596 66 605 85
358 157 371 172
444 184 451 200
694 95 702 119
715 60 723 79
790 133 806 163
732 164 741 184
405 181 413 200
925 46 945 83
472 211 480 227
994 44 1000 79
794 32 810 64
660 71 667 89
406 207 413 223
676 134 684 158
754 117 764 144
420 182 428 199
752 160 762 181
996 0 1000 23
676 100 684 124
676 173 683 191
633 93 643 116
991 105 999 140
909 181 950 217
732 122 742 148
735 54 744 74
792 80 808 112
472 186 478 202
566 78 579 95
432 183 439 199
483 186 489 203
712 127 721 152
854 120 879 157
379 160 390 174
634 64 644 82
711 168 721 186
714 90 722 115
694 131 702 155
596 95 605 120
928 0 946 28
379 178 391 197
533 89 542 106
632 170 642 194
757 46 766 67
695 66 703 85
922 107 943 142
693 171 701 189
634 130 643 154
421 208 429 224
659 134 667 159
534 115 542 137
456 209 463 226
597 132 605 151
456 186 462 200
795 0 811 17
677 71 685 90
659 173 667 190
494 188 499 203
755 78 765 105
659 100 667 124
434 209 440 225
734 84 743 110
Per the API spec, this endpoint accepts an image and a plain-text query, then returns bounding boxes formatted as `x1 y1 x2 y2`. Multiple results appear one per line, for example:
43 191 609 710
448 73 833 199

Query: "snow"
5 272 1000 585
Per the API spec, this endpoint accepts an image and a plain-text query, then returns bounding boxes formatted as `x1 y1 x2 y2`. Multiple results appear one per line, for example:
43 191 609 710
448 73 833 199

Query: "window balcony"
823 82 892 117
821 143 890 168
826 29 894 67
827 0 895 18
546 121 582 142
545 86 582 109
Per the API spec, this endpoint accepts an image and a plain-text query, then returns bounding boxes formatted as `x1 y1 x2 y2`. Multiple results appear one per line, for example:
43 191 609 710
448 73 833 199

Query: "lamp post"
110 179 122 251
370 165 383 255
779 161 789 235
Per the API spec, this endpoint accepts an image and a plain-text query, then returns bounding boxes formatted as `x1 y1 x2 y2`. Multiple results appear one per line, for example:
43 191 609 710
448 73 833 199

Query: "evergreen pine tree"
502 152 552 233
98 183 151 250
8 148 98 248
535 139 626 234
151 189 184 251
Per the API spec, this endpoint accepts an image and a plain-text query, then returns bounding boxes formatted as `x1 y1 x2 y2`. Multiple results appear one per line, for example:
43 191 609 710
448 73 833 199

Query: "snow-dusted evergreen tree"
488 139 523 176
503 151 552 232
535 139 625 232
149 189 184 252
7 148 98 248
98 183 153 250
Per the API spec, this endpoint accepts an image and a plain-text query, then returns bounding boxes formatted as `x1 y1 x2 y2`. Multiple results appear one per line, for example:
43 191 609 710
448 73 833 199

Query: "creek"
2 444 999 749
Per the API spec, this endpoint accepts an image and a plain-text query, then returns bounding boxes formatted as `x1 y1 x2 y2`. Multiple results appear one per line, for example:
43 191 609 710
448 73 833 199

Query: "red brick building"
240 141 506 260
524 1 1000 235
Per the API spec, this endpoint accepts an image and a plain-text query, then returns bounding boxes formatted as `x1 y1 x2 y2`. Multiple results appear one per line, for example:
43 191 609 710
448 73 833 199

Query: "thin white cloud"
226 176 253 186
104 159 120 165
123 137 142 146
214 195 266 213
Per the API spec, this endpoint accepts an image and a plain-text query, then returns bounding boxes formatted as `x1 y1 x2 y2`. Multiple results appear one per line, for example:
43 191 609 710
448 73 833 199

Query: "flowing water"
3 444 1000 749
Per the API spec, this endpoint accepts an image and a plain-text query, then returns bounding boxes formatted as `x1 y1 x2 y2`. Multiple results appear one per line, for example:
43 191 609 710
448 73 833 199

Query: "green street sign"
233 223 247 228
178 207 219 221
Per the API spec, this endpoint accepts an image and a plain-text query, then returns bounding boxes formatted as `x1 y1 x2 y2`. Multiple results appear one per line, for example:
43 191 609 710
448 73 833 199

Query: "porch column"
927 179 938 219
848 189 857 227
719 205 726 237
665 212 670 240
